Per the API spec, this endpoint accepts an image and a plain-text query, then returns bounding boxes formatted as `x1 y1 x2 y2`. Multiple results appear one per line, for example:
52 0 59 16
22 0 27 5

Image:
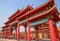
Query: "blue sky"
0 0 60 29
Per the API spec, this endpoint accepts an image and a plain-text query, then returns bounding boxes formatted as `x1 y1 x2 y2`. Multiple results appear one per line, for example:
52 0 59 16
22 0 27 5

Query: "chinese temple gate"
1 0 60 41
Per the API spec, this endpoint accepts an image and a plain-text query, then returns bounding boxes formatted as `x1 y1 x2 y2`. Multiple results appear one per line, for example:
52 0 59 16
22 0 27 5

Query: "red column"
35 28 39 41
5 31 6 39
27 22 30 41
54 23 60 41
16 23 20 40
3 32 4 39
25 27 27 40
15 28 17 39
45 33 48 39
36 30 39 41
48 18 56 41
2 32 3 39
4 32 6 39
8 25 11 39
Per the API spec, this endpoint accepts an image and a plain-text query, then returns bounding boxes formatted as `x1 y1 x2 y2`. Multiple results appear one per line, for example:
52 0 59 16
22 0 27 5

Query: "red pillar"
48 18 56 41
5 31 6 39
8 25 11 39
45 33 48 39
35 28 39 41
4 32 6 39
25 27 27 40
27 22 30 41
16 23 20 40
2 32 3 39
15 28 17 39
54 23 60 41
3 32 5 38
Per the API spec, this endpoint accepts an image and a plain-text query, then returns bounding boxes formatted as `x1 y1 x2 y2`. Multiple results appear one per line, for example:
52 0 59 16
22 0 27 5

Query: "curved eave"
9 5 33 21
8 9 21 19
24 5 56 22
2 25 9 29
4 10 28 24
58 14 60 21
52 13 60 21
59 13 60 21
52 8 60 21
5 5 33 24
17 0 51 21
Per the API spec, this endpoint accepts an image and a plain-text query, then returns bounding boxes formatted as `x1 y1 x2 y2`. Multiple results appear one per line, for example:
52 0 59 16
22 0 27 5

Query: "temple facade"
1 0 60 41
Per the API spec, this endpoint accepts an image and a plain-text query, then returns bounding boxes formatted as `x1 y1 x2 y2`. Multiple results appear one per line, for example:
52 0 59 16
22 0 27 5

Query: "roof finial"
31 4 33 9
22 7 24 10
31 4 33 7
18 8 19 10
27 4 30 7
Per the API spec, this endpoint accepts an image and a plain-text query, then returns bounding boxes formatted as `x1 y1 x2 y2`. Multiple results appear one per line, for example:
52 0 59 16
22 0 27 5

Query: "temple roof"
4 0 60 25
8 9 21 19
5 5 33 24
2 25 9 28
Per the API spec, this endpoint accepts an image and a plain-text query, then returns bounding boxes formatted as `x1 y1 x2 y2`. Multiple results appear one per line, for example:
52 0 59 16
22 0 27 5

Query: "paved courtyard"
0 39 17 41
0 39 50 41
